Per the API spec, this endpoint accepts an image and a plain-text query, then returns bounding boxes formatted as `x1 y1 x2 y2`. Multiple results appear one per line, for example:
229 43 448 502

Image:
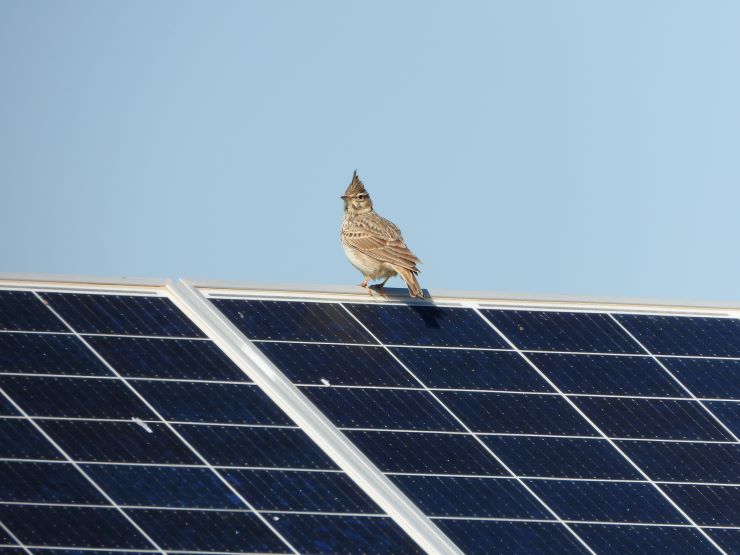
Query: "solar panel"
3 278 740 555
206 293 740 554
0 288 423 554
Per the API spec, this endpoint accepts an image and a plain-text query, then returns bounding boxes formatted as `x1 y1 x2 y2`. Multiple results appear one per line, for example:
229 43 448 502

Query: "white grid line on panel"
0 387 167 555
473 307 728 554
3 415 739 444
167 280 464 555
0 329 209 341
608 314 740 443
32 291 301 555
5 501 739 530
250 336 740 362
0 548 268 555
0 501 386 518
4 458 740 488
4 370 740 402
338 303 599 555
0 519 33 555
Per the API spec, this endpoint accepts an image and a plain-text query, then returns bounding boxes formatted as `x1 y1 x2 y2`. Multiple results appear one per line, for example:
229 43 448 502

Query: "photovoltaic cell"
436 391 597 436
616 314 740 357
528 352 688 397
660 484 740 526
125 508 290 553
3 461 105 504
703 401 740 437
706 528 740 554
0 419 63 460
392 348 552 391
256 342 418 387
481 309 642 353
571 524 716 554
81 464 243 509
390 475 550 519
572 397 734 441
0 290 66 332
0 505 153 549
269 514 423 554
41 292 205 338
616 440 740 483
659 357 740 400
213 298 373 343
87 336 248 381
481 436 641 480
0 333 111 376
174 424 337 469
0 376 154 420
347 303 509 348
344 430 507 475
435 520 591 555
131 380 293 425
222 469 381 513
302 387 464 431
524 479 686 523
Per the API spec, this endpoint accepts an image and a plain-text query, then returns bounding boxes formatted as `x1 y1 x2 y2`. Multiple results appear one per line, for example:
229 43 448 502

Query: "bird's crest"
344 170 368 197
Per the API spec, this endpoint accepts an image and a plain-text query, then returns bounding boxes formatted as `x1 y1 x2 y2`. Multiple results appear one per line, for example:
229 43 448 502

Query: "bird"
340 171 424 299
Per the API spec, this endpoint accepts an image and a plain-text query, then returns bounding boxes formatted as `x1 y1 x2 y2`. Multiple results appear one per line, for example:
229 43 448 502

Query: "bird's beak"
340 195 348 200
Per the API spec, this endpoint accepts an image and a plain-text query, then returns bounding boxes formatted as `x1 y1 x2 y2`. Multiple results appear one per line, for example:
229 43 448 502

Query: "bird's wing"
343 214 421 272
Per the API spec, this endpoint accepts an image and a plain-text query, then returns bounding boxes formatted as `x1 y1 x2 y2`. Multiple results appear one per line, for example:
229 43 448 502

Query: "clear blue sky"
2 1 739 302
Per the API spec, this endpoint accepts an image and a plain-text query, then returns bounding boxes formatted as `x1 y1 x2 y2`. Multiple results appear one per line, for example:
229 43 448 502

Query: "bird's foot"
358 279 369 288
368 283 389 300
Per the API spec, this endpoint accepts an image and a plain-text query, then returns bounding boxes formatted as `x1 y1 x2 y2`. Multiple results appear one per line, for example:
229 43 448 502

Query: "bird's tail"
396 267 424 299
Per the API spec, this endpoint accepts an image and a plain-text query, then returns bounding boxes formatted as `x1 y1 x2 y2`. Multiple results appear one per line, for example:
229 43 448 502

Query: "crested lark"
340 171 424 299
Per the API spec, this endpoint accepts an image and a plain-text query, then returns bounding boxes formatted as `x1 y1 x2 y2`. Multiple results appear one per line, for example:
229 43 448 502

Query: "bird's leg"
358 277 369 288
368 276 391 299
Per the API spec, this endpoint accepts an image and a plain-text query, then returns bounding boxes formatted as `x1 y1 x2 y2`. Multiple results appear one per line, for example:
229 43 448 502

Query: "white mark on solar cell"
321 378 331 386
131 417 153 433
272 516 280 521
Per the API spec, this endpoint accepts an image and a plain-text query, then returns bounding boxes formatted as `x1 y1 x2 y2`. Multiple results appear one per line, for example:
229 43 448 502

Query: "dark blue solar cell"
573 397 733 441
525 480 685 524
703 401 740 438
616 440 740 483
0 333 111 376
0 395 19 416
482 436 640 480
87 336 247 381
392 348 552 391
660 357 740 400
129 508 289 553
346 304 507 348
1 461 104 504
271 514 423 554
0 290 66 332
0 376 154 420
0 505 153 549
529 353 688 397
176 424 337 469
132 380 292 425
41 293 205 338
40 420 199 464
345 430 507 474
0 419 62 460
435 520 590 555
33 552 155 555
391 475 549 519
481 309 641 353
572 523 716 554
437 391 597 436
256 342 417 387
224 469 380 513
616 314 740 357
213 299 373 343
707 528 740 554
82 465 242 509
301 387 463 431
661 484 740 526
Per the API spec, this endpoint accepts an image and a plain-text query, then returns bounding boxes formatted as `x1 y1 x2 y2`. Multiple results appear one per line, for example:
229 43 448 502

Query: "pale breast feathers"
343 214 421 271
